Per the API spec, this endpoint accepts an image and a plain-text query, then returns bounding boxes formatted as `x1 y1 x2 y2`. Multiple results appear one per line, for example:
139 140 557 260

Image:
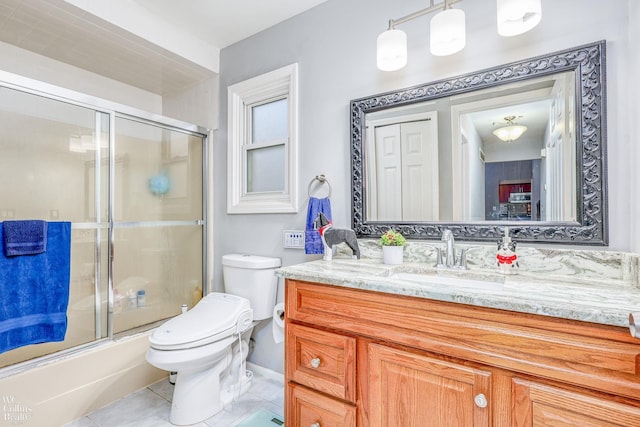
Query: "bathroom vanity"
279 248 640 426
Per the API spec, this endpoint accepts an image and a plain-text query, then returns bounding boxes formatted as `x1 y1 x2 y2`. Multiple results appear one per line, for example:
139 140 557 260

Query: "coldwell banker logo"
2 395 32 425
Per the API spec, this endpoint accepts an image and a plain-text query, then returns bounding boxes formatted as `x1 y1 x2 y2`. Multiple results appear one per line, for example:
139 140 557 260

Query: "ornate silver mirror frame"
350 41 607 245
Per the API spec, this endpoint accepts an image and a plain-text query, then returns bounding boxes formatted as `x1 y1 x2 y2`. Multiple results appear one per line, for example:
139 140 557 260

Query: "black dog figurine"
313 212 360 260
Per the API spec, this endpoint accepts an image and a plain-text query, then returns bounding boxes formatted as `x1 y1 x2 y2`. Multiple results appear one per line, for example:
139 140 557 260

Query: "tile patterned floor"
64 365 284 427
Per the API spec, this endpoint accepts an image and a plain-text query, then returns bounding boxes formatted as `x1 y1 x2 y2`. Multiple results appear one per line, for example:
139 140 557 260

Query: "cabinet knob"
311 423 320 427
474 393 488 408
310 357 321 368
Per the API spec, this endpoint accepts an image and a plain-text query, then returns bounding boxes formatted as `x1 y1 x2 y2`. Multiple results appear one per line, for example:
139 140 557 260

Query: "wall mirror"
351 41 607 244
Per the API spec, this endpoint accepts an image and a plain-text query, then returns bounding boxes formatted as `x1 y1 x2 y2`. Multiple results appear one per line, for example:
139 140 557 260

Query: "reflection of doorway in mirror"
497 178 533 221
451 71 576 223
366 112 439 221
485 160 540 221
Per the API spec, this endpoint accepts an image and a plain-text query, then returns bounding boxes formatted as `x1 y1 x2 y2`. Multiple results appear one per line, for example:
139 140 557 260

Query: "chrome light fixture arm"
387 0 463 30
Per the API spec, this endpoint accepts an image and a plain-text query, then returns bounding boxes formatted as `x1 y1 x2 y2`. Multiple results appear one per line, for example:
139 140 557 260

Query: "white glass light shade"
377 29 407 71
493 124 528 142
430 8 466 56
497 0 542 36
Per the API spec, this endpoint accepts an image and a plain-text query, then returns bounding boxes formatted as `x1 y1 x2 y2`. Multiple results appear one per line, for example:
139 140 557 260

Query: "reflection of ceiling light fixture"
492 116 527 142
377 0 541 71
68 135 85 153
68 133 107 153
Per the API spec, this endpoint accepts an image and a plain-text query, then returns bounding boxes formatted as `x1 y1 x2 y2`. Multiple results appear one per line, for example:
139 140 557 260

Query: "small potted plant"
380 230 406 265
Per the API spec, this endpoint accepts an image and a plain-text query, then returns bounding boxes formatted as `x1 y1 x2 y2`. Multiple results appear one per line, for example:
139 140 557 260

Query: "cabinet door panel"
512 378 640 427
287 383 356 427
368 343 491 427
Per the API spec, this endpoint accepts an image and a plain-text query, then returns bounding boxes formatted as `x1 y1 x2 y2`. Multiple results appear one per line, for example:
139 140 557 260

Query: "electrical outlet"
283 230 305 249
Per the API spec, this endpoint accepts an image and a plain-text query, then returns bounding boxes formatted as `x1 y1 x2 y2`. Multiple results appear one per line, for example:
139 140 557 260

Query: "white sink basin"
390 272 505 290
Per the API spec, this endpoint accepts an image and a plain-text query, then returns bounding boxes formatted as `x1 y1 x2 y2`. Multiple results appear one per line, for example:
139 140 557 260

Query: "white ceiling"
0 0 328 95
132 0 329 50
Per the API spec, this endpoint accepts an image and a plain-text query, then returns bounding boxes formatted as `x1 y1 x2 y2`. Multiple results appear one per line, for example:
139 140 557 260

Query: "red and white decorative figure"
497 227 519 275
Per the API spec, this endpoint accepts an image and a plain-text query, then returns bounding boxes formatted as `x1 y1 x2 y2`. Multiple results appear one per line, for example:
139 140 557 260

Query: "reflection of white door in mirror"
366 111 439 221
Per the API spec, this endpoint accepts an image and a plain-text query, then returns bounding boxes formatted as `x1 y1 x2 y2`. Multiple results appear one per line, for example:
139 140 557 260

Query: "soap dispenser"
496 227 519 275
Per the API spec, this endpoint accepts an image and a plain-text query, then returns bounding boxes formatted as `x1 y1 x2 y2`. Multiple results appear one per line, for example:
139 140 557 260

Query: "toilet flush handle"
235 309 254 334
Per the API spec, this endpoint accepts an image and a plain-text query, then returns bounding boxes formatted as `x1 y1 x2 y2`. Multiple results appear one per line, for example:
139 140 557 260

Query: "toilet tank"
222 254 281 320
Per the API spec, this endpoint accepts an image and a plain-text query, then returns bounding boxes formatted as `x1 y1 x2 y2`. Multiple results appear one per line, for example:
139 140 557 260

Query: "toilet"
146 254 281 426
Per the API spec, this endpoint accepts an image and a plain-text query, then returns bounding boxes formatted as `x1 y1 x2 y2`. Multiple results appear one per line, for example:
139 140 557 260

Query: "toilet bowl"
147 293 252 425
146 254 280 426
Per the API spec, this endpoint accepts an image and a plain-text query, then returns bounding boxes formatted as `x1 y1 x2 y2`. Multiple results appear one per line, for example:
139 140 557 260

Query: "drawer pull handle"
311 423 320 427
310 357 321 368
474 393 488 408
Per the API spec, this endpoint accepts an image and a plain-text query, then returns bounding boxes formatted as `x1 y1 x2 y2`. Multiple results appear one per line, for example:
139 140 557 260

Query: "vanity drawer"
287 383 356 427
286 322 356 403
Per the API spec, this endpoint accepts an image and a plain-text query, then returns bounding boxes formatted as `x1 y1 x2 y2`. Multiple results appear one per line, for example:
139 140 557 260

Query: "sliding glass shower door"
112 117 204 334
0 81 206 369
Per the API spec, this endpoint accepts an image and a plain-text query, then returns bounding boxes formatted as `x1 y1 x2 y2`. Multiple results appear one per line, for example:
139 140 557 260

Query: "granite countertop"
277 256 640 329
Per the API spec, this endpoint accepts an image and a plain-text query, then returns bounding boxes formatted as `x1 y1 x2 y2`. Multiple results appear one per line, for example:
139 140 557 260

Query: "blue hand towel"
305 197 332 254
0 222 71 354
3 220 47 256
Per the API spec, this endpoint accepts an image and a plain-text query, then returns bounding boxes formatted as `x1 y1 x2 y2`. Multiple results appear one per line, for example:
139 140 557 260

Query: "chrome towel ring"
307 174 332 198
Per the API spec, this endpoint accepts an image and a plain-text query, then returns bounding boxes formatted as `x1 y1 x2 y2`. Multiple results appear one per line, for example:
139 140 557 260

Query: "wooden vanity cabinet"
284 279 640 426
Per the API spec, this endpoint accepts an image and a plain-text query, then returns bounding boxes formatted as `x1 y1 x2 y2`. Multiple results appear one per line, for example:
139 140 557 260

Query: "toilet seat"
149 293 252 351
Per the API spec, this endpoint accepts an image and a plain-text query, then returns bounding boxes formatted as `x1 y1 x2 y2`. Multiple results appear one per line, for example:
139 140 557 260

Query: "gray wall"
630 1 640 253
215 0 634 373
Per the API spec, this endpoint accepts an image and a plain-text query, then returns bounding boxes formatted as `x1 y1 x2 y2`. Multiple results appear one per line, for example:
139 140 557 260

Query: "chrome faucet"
434 229 468 270
441 229 456 268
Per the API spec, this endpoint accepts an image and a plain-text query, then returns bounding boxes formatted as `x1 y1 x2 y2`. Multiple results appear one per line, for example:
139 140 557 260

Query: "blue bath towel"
305 197 332 254
3 220 47 256
0 222 71 354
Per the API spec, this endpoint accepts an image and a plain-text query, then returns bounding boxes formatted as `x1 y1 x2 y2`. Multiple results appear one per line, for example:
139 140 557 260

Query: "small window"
227 64 298 213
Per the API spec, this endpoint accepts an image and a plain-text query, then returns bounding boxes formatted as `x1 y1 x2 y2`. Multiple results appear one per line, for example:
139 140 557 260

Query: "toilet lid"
149 293 252 350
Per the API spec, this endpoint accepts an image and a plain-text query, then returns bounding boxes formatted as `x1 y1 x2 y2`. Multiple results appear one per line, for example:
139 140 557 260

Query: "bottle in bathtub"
114 290 123 313
127 289 137 310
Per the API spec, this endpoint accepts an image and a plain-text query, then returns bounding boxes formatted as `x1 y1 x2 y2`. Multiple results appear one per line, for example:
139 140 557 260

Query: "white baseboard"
246 362 284 383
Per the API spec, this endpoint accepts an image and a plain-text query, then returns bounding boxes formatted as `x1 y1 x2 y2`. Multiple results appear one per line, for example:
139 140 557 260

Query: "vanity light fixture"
430 2 466 56
492 116 528 143
376 27 408 71
377 0 542 71
497 0 542 36
377 0 464 70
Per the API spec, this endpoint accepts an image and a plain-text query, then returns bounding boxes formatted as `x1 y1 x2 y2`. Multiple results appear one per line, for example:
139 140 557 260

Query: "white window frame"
227 63 298 213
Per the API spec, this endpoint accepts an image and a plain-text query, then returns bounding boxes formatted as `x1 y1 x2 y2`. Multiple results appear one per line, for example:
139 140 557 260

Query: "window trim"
227 63 298 214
